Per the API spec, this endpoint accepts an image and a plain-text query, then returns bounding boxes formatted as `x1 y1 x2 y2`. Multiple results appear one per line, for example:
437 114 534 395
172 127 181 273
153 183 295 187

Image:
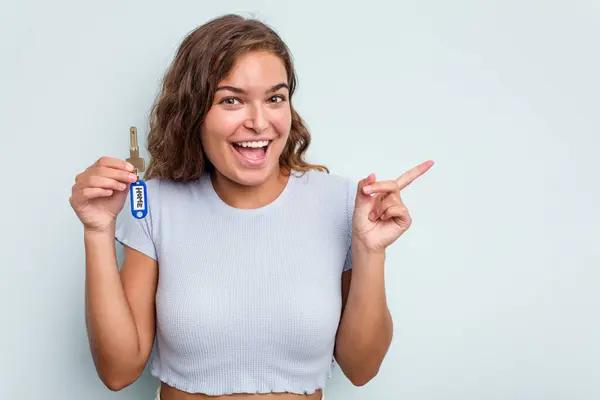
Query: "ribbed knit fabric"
114 169 356 396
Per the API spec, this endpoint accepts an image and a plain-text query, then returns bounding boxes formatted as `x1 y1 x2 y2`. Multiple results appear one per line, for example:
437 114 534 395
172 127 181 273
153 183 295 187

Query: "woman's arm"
335 162 433 385
84 226 158 390
334 238 393 386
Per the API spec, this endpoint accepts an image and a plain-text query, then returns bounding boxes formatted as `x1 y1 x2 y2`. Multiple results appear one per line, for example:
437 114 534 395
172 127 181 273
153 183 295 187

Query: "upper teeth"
236 140 269 148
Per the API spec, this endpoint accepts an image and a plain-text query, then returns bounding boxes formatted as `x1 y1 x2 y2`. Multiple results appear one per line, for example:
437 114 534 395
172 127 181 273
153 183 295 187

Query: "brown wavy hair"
144 14 328 181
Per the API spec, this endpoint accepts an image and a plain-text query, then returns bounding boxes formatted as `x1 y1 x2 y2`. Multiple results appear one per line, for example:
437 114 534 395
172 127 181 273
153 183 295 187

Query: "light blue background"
1 1 599 399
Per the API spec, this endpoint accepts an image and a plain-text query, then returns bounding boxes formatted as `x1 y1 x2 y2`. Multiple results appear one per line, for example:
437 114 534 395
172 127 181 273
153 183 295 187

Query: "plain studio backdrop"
1 1 598 399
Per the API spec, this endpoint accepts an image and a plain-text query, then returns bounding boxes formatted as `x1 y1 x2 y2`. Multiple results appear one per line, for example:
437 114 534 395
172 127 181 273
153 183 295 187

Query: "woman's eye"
221 97 241 105
269 95 285 103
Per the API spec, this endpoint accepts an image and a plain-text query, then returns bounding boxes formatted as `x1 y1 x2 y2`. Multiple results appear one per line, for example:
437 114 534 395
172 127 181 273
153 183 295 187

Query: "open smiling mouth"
231 140 272 166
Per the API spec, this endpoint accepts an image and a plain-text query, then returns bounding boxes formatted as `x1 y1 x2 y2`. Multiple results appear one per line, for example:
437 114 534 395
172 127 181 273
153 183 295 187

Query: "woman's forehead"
220 51 287 88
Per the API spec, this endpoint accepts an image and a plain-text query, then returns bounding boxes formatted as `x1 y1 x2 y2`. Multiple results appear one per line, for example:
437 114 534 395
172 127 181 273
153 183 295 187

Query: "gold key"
126 126 145 177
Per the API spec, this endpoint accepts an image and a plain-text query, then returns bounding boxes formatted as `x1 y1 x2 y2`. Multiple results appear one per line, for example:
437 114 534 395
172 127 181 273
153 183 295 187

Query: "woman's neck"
210 168 290 209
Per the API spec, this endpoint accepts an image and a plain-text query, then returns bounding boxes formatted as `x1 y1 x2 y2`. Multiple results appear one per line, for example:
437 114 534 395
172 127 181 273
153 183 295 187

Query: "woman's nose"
243 105 268 134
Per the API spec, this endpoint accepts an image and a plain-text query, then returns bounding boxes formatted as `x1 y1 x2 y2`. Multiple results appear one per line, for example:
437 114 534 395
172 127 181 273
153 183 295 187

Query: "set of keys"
126 126 148 219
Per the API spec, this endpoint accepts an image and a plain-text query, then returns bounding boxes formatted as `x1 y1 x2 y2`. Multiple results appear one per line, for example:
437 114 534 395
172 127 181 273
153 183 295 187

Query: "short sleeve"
343 177 357 272
114 180 158 261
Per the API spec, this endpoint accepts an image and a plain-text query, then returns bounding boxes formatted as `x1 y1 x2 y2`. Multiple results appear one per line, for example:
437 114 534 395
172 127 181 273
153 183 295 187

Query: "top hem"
150 365 329 397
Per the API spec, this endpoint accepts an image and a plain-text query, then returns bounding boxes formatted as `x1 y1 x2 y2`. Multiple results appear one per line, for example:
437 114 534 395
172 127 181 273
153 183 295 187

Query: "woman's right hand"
70 157 140 234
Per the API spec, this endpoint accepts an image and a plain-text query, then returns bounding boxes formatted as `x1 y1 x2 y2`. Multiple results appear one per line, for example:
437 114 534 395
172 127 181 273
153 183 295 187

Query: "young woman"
69 13 433 400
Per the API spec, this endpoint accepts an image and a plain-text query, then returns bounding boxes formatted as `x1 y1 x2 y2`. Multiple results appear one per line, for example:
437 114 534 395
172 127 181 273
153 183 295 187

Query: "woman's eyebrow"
215 83 289 94
215 85 245 94
267 83 289 93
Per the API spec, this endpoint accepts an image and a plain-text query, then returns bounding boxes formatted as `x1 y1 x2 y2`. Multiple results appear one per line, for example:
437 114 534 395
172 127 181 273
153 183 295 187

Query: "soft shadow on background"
1 1 599 399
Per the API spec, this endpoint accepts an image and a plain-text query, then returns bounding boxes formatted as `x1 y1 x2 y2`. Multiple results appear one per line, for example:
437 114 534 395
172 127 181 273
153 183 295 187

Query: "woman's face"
201 50 292 187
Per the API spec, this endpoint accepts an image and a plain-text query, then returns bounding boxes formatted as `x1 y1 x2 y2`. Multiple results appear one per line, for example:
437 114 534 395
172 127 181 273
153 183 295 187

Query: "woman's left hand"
352 160 434 253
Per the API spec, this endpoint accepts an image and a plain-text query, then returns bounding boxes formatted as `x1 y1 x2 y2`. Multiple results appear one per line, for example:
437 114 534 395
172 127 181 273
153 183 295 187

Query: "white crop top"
115 169 355 396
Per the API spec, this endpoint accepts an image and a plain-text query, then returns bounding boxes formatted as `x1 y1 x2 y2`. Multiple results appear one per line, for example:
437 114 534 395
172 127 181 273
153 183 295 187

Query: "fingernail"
369 212 375 220
129 173 138 181
363 185 372 194
126 162 134 171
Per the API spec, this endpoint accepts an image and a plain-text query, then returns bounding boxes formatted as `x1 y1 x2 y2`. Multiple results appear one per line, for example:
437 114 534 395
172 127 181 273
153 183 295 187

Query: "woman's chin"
230 166 279 187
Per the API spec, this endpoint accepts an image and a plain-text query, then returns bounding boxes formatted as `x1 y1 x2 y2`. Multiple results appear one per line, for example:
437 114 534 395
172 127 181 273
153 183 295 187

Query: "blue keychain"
126 126 148 219
130 178 148 219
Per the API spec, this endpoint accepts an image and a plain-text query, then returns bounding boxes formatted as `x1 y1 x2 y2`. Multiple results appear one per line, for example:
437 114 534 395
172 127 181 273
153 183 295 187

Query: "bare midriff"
159 383 324 400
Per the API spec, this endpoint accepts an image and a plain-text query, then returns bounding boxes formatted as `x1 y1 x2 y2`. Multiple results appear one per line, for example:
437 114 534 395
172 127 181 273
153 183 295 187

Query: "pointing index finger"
396 160 434 190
